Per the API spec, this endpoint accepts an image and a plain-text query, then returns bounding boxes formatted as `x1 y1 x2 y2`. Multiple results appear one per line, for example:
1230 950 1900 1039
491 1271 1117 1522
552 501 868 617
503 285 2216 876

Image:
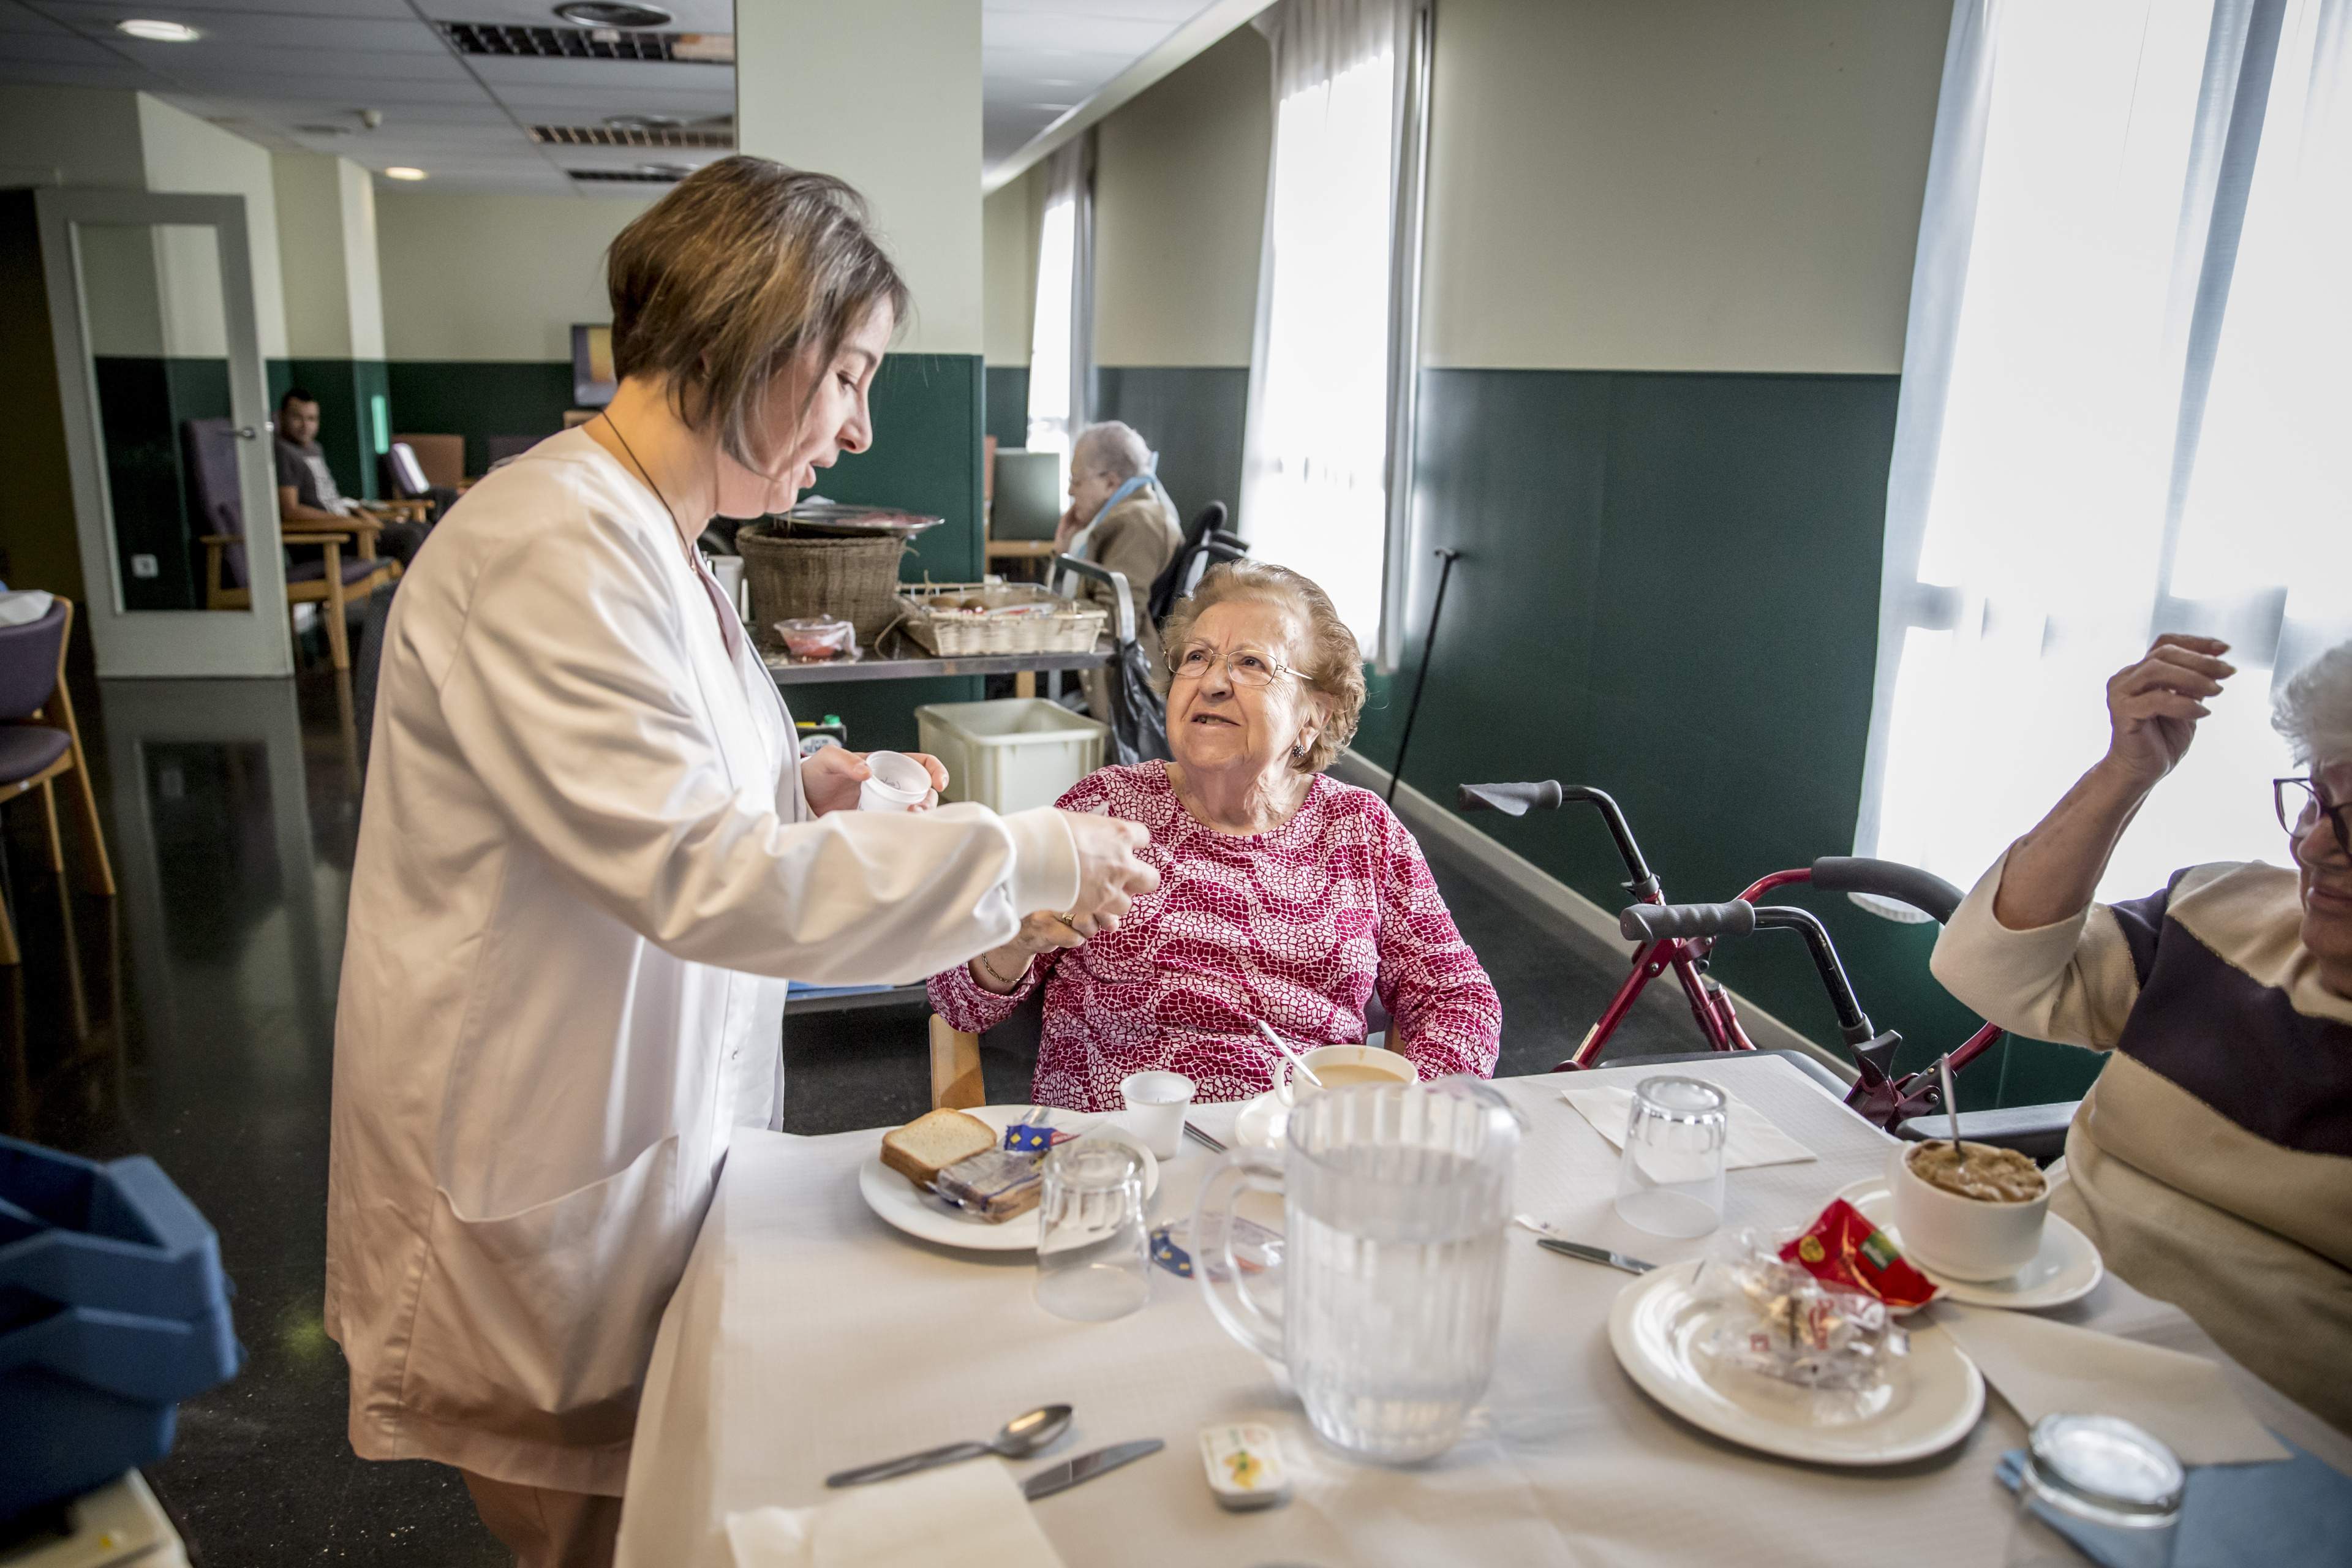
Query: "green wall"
1092 366 1248 527
1351 367 2103 1111
383 360 577 477
984 366 1029 451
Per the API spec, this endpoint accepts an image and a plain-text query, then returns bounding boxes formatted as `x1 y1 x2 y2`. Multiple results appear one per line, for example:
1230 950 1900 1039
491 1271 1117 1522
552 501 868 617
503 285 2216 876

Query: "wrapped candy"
1697 1228 1910 1398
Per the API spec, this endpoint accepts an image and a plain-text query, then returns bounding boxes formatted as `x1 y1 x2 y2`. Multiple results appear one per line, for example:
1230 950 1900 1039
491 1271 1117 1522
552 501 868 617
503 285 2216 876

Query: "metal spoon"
1938 1053 1965 1179
1254 1019 1324 1090
824 1404 1073 1488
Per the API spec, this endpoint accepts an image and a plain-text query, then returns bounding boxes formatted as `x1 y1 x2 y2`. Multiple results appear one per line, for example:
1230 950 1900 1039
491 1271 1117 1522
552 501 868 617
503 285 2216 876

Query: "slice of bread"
880 1108 998 1191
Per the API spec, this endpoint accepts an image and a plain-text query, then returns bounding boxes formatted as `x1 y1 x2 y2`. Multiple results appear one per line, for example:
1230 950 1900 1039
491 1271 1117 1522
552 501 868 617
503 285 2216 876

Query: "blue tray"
0 1137 227 1324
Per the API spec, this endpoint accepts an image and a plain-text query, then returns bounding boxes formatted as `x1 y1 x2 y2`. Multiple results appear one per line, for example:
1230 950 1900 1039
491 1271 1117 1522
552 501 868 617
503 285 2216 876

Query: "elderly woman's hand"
969 911 1097 994
2102 634 2235 788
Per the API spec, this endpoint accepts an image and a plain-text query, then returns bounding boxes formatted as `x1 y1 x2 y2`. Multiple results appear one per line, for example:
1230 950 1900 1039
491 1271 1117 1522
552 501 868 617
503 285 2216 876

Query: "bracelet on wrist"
977 950 1030 988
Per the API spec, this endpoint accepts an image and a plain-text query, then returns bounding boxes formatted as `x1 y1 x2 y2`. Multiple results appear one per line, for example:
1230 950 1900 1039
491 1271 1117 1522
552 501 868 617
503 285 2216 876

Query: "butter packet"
934 1149 1044 1222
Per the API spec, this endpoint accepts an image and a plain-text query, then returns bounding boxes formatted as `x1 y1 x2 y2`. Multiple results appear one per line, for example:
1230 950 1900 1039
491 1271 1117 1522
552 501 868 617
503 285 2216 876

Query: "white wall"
982 167 1039 367
737 0 982 355
274 152 386 360
377 190 653 361
138 94 290 360
1419 0 1947 374
0 85 145 188
1093 26 1269 368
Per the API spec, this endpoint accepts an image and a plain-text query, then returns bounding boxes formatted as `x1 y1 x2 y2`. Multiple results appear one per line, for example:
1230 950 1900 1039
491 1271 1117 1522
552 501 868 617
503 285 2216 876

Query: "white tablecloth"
617 1057 2351 1567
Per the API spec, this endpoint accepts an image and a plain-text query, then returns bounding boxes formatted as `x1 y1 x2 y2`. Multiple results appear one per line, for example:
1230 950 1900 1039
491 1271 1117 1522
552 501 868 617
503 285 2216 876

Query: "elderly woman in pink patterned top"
929 560 1501 1111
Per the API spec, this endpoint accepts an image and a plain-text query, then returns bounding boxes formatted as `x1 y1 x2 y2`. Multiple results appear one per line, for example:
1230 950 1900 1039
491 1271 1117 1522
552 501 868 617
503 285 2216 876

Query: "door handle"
235 426 260 440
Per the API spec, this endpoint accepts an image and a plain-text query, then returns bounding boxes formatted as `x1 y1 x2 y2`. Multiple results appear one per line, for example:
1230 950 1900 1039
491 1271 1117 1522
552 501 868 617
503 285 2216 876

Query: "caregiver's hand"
1061 812 1156 931
801 747 950 815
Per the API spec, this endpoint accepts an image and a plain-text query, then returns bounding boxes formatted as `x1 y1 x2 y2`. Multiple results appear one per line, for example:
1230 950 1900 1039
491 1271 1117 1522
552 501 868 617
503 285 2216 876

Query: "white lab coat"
324 429 1077 1494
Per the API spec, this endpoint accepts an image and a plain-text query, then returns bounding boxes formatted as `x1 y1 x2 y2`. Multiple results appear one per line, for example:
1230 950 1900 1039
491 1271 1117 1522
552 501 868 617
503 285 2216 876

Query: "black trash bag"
1102 640 1170 765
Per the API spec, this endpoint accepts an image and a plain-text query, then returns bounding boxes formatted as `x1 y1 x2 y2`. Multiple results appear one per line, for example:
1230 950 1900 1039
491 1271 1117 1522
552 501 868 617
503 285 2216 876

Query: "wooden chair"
183 418 398 671
929 1016 986 1110
392 432 466 491
0 598 115 965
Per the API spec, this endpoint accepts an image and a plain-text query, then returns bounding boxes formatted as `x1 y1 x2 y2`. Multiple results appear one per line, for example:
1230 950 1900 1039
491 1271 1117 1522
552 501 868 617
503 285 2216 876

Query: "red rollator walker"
1456 781 2008 1134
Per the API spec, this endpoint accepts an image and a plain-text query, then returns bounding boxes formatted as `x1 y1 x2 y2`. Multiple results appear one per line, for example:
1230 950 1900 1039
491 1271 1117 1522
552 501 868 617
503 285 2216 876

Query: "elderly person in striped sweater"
1931 634 2352 1433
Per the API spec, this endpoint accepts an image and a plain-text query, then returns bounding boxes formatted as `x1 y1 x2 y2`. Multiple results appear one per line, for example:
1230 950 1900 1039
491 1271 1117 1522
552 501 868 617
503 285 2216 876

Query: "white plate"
1834 1180 2103 1310
1608 1261 1985 1466
1231 1091 1288 1152
857 1106 1159 1253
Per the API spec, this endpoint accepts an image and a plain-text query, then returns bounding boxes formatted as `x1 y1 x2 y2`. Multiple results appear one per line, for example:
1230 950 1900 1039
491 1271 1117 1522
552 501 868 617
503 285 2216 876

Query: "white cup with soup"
1272 1044 1417 1107
1885 1139 2050 1281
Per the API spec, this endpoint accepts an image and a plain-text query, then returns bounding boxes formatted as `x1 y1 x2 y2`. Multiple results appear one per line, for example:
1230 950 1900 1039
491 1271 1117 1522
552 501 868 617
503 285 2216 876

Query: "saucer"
1835 1179 2102 1310
1231 1091 1288 1152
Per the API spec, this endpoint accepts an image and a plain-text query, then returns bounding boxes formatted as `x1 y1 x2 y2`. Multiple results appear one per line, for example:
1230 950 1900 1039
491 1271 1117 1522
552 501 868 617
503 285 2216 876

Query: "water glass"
1613 1076 1727 1238
1035 1139 1151 1322
2005 1414 2183 1568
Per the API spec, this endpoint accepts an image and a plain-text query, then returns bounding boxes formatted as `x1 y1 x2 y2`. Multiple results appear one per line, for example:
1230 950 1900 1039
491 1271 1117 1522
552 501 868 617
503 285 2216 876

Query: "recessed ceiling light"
384 166 428 181
552 2 673 26
116 18 201 42
604 113 682 131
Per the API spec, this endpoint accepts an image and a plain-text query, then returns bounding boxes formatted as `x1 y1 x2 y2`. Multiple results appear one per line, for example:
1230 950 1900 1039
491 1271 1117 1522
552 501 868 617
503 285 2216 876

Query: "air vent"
568 167 688 183
532 124 732 149
439 22 732 62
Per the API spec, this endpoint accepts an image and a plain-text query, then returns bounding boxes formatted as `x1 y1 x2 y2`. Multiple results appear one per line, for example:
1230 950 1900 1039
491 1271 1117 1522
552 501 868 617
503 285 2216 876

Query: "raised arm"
1932 634 2234 1048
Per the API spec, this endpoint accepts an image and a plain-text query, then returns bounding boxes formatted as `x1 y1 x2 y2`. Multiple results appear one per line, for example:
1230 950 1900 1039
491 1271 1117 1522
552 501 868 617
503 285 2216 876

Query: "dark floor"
4 666 1700 1564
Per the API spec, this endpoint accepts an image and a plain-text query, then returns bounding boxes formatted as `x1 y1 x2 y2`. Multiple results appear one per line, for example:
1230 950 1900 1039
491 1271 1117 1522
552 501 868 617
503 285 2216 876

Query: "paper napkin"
726 1460 1067 1568
1559 1082 1817 1170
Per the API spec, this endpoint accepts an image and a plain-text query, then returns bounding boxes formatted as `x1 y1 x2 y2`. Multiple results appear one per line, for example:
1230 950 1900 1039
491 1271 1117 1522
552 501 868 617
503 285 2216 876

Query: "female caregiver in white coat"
325 158 1156 1567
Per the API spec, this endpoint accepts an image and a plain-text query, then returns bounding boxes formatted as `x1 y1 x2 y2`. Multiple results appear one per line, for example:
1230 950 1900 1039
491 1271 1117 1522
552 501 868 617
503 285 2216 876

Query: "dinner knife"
1537 1237 1656 1275
1021 1439 1164 1501
1183 1121 1227 1153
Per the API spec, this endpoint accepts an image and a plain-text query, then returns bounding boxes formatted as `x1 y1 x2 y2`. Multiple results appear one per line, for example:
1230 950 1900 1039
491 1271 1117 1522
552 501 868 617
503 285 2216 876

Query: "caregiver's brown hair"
605 156 910 469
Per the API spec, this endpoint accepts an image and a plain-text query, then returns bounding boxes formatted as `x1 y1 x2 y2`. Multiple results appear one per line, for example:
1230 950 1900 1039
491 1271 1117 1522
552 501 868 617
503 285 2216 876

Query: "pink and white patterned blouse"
928 762 1503 1112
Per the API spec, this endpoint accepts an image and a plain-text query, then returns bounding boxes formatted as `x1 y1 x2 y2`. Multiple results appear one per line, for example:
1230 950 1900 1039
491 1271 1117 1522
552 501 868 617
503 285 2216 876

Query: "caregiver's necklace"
601 413 694 565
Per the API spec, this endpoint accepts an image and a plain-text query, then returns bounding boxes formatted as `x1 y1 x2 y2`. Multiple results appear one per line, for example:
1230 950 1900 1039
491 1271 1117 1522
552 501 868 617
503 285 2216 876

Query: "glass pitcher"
1191 1079 1521 1463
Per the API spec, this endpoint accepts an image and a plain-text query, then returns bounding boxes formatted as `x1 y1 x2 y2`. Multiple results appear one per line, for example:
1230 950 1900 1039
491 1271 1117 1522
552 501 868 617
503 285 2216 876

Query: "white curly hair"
2274 641 2352 766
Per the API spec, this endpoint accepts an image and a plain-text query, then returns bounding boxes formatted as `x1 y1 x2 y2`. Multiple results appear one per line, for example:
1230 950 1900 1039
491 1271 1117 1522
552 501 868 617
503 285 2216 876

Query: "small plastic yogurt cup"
858 750 935 812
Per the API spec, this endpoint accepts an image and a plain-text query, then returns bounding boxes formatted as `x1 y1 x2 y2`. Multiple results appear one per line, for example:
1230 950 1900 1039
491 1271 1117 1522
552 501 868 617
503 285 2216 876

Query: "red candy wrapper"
1779 1198 1937 1311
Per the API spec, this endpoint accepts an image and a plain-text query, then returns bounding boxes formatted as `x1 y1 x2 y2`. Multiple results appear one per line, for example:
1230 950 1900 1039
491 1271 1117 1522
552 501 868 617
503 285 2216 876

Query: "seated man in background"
274 388 429 565
1932 634 2352 1433
1054 420 1183 719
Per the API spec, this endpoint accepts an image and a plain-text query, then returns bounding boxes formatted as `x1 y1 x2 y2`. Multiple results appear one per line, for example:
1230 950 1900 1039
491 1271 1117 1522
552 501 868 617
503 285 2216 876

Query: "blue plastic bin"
0 1137 240 1524
0 1137 228 1324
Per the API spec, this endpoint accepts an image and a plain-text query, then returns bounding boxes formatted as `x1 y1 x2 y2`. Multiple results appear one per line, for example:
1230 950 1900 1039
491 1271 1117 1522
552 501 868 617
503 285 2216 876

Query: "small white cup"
857 750 935 812
1118 1070 1196 1160
1885 1141 2049 1281
1270 1043 1417 1107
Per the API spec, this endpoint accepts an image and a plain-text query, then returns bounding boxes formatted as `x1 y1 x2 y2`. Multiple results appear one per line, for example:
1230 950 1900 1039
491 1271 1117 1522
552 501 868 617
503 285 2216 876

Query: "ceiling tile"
38 6 450 51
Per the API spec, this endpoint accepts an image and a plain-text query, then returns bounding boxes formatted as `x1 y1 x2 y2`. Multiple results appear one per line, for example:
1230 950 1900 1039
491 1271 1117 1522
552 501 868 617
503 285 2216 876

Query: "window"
1859 0 2351 901
1026 138 1091 492
1240 0 1429 660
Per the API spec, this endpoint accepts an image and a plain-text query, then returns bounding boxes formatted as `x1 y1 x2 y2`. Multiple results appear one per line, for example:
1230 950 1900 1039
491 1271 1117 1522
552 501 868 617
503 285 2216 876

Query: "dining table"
614 1054 2352 1567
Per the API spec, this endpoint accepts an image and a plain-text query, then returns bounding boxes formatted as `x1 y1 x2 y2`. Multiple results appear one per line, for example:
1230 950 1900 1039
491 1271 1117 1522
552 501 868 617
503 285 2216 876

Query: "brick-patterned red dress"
928 762 1503 1112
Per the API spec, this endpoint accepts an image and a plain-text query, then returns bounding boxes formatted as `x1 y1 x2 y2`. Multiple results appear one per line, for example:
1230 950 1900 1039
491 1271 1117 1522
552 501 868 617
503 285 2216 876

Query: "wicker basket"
736 527 907 649
896 582 1108 657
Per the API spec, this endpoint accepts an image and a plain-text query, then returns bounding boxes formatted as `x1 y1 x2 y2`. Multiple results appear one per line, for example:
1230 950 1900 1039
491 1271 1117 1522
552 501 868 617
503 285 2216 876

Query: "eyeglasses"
1166 643 1299 688
2274 777 2351 858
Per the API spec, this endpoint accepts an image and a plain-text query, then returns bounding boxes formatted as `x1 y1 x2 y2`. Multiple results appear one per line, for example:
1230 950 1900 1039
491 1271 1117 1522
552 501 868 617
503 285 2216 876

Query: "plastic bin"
915 699 1109 815
0 1138 239 1526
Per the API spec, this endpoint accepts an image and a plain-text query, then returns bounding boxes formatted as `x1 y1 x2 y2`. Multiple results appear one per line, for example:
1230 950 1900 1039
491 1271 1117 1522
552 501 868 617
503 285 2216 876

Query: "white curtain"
1240 0 1415 652
1858 0 2352 905
1026 134 1095 487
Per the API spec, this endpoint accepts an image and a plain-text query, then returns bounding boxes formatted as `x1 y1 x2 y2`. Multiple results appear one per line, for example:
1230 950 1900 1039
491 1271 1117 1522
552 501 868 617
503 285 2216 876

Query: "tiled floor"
4 667 1703 1564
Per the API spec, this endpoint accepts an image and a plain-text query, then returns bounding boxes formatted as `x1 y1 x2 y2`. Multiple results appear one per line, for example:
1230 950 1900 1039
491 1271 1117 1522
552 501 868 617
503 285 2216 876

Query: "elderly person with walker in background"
1932 635 2352 1433
1052 420 1183 723
326 158 1157 1566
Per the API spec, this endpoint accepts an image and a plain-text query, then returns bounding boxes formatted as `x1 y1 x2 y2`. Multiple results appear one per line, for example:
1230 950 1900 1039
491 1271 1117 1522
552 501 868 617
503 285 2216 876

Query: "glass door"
36 188 292 677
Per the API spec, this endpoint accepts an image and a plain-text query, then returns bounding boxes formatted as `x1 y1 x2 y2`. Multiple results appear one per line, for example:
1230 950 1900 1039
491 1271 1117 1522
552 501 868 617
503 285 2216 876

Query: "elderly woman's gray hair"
1071 421 1150 483
1159 560 1366 774
2274 642 2352 765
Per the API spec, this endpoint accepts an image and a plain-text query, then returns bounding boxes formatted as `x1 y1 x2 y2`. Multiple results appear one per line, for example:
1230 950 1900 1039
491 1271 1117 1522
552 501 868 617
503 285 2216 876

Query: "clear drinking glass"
1192 1079 1522 1464
1613 1076 1727 1238
1034 1139 1151 1322
2005 1414 2184 1568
